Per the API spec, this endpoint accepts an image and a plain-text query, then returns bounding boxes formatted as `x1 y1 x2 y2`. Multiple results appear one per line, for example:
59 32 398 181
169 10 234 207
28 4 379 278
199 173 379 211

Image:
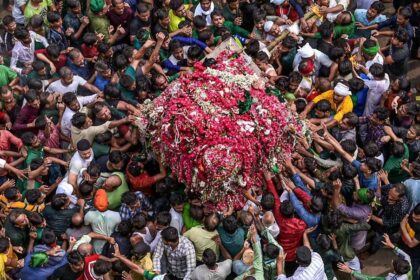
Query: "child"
81 33 99 63
47 12 68 52
24 189 46 213
354 1 387 37
254 51 277 83
337 59 353 81
309 100 331 125
0 187 24 219
0 237 24 278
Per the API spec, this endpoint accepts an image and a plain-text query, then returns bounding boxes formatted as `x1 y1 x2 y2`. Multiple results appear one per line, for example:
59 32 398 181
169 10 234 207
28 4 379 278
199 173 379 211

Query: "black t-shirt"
386 44 409 77
129 17 152 36
317 40 334 58
48 264 83 280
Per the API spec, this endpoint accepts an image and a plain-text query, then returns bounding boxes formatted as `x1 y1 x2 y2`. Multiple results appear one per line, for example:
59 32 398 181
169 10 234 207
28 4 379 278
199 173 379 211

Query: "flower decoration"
139 50 310 210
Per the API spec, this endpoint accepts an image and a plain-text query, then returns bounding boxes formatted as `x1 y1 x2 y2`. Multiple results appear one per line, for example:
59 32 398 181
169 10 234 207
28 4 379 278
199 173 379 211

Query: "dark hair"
294 98 307 113
393 183 406 197
119 74 135 89
137 2 150 13
104 85 121 99
25 90 39 104
394 28 409 43
51 193 69 210
26 189 42 204
14 27 30 41
319 21 334 39
109 151 123 164
161 226 179 242
2 15 15 26
265 243 280 259
316 234 331 252
156 211 172 226
198 29 213 42
42 229 57 245
296 246 312 266
115 54 129 71
210 8 224 19
222 215 238 234
342 112 358 128
30 158 44 171
202 248 217 268
261 193 275 211
71 112 87 128
77 139 91 151
349 77 364 93
329 47 345 61
325 209 343 230
117 220 133 236
393 258 411 275
94 131 112 144
369 63 385 79
390 141 405 157
275 76 289 92
0 238 9 254
244 39 260 58
46 44 61 59
398 6 412 19
32 60 46 72
189 205 204 222
169 192 184 206
365 157 382 173
67 250 84 265
132 213 147 230
282 35 297 49
342 164 357 179
338 59 352 76
373 107 389 121
121 192 138 206
79 182 94 197
253 9 266 23
93 260 112 276
63 92 77 106
315 100 331 112
289 71 302 84
21 131 36 146
341 139 357 154
83 33 97 46
193 15 207 29
255 51 269 62
364 142 379 157
4 187 19 201
187 45 202 60
155 8 169 20
47 11 61 23
413 203 420 215
169 0 183 10
67 0 81 9
370 1 385 13
98 42 111 54
310 195 324 213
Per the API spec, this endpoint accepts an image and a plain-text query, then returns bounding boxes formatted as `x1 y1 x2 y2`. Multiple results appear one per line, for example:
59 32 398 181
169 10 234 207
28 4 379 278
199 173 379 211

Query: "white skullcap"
264 21 274 33
334 82 352 96
298 43 315 58
270 0 285 5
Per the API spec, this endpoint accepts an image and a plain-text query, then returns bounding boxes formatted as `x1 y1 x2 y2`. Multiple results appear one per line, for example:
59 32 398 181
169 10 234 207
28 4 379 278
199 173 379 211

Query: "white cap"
334 82 352 96
270 0 286 5
264 21 274 33
298 43 315 58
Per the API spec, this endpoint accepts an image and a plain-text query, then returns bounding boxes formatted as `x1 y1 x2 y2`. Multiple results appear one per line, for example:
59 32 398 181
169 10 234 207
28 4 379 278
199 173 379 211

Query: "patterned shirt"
277 251 327 280
380 184 410 229
119 191 152 221
153 236 196 279
48 28 68 52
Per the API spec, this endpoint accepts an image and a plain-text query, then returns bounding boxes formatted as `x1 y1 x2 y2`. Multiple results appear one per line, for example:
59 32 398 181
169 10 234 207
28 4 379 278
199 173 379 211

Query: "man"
0 86 22 128
5 209 30 250
60 92 98 141
66 139 94 190
84 189 121 253
47 66 101 96
300 80 353 130
191 248 232 280
100 172 129 210
12 90 40 136
153 226 196 279
48 251 85 280
129 3 152 44
70 111 133 146
66 49 93 81
119 191 152 221
382 28 410 79
106 0 132 34
89 0 125 45
292 43 334 79
400 203 420 280
276 239 327 279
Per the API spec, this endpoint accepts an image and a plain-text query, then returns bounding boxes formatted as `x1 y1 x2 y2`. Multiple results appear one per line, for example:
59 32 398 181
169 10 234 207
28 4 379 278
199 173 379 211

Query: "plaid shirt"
153 236 196 279
119 191 152 221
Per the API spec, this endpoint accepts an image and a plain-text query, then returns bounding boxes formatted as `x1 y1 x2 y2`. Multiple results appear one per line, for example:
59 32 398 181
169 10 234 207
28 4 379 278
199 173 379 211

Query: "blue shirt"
352 160 378 192
66 59 91 80
289 192 320 227
94 74 109 91
378 15 414 44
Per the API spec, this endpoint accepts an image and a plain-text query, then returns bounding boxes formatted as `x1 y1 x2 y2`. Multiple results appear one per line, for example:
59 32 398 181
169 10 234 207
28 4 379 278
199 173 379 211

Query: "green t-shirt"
89 12 110 42
107 172 129 210
92 142 111 159
25 146 44 167
0 65 17 87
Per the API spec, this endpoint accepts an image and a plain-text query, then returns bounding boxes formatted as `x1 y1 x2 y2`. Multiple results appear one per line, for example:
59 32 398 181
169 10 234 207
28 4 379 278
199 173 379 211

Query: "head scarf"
362 44 379 56
90 0 105 13
298 43 315 59
299 59 315 76
94 189 108 212
334 82 351 96
264 21 274 33
357 188 371 204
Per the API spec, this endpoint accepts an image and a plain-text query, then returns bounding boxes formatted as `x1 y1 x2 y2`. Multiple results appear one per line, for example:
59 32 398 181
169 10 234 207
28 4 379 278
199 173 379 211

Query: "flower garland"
139 50 310 210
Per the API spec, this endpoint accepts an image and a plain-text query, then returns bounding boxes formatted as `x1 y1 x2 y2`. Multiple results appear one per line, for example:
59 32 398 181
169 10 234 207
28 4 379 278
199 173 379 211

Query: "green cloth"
119 84 138 106
159 48 170 62
261 229 283 280
280 48 297 75
362 44 379 56
318 249 341 280
384 143 409 183
30 252 49 268
4 210 29 247
314 14 356 39
25 146 44 167
211 21 249 38
107 172 129 210
357 188 370 204
0 65 17 87
233 241 264 280
90 0 105 13
89 12 110 42
92 142 111 159
40 108 59 125
124 65 136 80
182 203 202 230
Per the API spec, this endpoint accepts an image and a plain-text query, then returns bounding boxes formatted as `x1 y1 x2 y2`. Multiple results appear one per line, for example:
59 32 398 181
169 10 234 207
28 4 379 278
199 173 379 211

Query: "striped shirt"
277 251 327 280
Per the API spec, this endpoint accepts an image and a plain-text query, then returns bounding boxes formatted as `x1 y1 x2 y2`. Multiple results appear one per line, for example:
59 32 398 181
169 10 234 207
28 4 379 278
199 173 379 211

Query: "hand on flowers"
337 262 352 274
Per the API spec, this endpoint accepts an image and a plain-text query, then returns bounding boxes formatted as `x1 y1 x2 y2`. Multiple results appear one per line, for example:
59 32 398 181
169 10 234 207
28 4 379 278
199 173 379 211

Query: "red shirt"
35 49 67 70
266 178 307 262
126 169 156 196
81 44 99 59
78 254 100 280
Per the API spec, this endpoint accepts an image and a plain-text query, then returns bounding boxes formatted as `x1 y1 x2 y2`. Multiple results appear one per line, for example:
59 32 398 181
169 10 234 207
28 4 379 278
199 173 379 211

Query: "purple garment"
359 117 386 150
11 104 39 133
337 203 371 250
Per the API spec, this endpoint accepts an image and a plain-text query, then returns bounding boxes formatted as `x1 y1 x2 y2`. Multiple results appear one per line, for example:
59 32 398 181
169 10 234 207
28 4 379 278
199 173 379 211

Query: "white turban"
264 21 274 33
334 82 352 96
298 43 315 58
270 0 286 5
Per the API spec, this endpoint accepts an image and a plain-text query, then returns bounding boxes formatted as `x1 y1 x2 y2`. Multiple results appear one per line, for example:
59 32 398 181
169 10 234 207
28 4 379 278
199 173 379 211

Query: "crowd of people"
0 0 418 278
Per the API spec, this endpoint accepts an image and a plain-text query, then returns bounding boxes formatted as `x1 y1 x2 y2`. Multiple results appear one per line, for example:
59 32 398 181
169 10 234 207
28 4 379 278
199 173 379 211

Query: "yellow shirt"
169 5 190 33
312 90 353 121
0 253 8 280
131 253 153 280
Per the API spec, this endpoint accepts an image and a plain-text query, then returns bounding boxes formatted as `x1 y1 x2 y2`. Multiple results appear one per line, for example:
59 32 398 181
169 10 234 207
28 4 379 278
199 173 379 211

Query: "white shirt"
366 53 384 70
293 50 333 75
67 149 94 179
47 75 87 95
60 94 97 138
12 0 26 24
362 73 390 116
277 252 327 280
169 207 184 234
